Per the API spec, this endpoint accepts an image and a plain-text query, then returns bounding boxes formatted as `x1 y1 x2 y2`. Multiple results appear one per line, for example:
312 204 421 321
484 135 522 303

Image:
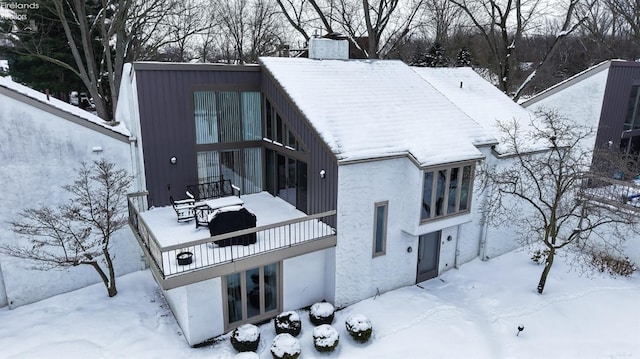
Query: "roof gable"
259 57 496 167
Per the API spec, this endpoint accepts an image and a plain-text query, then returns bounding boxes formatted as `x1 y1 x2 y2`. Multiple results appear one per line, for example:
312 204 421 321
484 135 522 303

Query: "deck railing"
127 192 337 279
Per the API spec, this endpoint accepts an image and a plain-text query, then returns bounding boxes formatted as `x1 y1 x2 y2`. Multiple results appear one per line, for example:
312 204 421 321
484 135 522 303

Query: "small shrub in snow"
230 324 260 352
270 333 301 359
531 248 550 265
309 301 335 325
590 253 636 277
313 324 339 352
345 314 372 343
274 311 302 337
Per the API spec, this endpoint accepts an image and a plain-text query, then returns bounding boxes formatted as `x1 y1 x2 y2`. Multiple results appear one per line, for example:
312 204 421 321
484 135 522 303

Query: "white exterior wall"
335 157 483 307
164 248 334 346
163 277 224 347
0 93 145 308
116 64 147 194
283 248 334 310
524 68 609 138
335 158 420 307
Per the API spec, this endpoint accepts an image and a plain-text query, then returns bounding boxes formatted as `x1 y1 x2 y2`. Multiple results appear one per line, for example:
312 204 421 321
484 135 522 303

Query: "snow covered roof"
0 76 130 139
259 57 497 167
412 67 536 155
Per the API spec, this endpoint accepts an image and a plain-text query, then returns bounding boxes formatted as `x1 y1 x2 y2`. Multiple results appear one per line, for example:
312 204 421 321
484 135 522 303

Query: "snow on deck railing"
127 193 337 278
580 175 640 211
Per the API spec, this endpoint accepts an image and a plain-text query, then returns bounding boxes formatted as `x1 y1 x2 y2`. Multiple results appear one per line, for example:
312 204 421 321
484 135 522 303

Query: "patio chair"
169 191 196 222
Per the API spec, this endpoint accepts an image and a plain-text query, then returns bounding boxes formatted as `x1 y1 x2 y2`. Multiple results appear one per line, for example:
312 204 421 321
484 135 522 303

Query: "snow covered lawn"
1 249 638 358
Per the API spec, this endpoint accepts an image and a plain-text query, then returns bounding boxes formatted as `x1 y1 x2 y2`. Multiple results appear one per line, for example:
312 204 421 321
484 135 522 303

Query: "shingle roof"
260 57 497 167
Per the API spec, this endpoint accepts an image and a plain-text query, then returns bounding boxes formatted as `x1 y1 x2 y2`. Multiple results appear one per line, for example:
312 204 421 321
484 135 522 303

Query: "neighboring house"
522 59 640 264
0 76 145 308
521 60 638 158
117 38 541 346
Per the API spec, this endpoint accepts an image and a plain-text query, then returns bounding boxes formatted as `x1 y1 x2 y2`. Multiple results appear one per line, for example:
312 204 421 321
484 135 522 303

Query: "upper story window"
194 91 261 144
264 99 306 152
625 85 640 131
421 163 474 222
372 201 388 257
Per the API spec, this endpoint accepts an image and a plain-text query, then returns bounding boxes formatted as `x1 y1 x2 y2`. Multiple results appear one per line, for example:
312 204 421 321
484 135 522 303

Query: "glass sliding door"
224 264 280 330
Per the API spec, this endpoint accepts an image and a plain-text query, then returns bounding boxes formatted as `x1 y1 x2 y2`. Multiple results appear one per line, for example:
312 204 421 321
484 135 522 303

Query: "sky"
0 248 637 358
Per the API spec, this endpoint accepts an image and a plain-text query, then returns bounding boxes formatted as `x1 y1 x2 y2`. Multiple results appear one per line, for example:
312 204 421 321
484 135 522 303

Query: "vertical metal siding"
135 67 261 207
595 63 640 149
260 71 339 216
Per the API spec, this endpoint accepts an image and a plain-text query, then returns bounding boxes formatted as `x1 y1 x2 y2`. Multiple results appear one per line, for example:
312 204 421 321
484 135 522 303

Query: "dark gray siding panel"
261 71 339 216
595 62 640 149
135 67 261 207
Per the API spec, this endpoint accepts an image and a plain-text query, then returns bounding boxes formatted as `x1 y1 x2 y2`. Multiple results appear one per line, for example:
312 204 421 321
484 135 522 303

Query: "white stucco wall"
335 158 421 307
164 277 224 347
0 93 145 308
524 67 608 153
283 248 334 310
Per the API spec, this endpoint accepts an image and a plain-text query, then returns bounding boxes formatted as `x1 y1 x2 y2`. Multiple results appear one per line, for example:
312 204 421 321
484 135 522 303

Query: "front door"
417 231 441 283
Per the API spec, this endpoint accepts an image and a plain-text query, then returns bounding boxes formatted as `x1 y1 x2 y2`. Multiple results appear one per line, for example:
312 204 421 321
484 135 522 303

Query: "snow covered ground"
0 249 638 358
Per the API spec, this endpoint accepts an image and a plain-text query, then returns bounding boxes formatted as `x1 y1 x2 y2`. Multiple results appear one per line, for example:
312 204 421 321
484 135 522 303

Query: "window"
196 148 263 194
194 91 261 144
224 263 279 329
373 201 388 257
625 85 640 131
264 98 306 151
421 163 474 221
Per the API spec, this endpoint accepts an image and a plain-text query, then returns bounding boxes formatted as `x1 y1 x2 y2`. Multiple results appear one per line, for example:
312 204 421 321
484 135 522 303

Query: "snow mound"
313 324 339 352
310 302 334 317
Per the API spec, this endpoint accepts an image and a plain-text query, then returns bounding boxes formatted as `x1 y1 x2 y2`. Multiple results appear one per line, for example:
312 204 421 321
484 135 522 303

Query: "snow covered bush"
309 301 335 325
274 311 302 337
590 253 636 277
230 324 260 352
313 324 339 352
270 333 301 359
345 314 372 343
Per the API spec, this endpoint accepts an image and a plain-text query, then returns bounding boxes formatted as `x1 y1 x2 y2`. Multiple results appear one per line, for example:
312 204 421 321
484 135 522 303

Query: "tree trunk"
90 259 117 297
537 248 555 294
104 247 118 297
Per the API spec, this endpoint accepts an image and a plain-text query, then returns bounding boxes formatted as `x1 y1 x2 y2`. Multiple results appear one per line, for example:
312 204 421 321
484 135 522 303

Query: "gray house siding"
261 70 339 216
594 62 640 149
133 64 261 207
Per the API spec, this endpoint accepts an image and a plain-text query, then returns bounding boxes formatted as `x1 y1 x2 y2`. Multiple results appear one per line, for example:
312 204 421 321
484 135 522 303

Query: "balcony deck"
128 192 336 289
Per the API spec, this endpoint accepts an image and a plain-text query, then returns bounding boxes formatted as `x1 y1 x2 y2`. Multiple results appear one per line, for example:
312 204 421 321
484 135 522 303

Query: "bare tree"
450 0 588 97
217 0 283 63
424 0 463 44
512 0 592 101
8 0 178 120
1 160 132 298
481 110 637 294
604 0 640 45
276 0 426 59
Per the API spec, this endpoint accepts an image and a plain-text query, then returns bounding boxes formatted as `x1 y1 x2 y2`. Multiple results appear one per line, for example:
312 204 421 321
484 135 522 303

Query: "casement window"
224 263 280 330
372 201 388 257
421 163 474 222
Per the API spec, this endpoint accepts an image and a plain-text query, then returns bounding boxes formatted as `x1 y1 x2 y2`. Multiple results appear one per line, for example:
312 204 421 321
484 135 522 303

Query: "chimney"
308 37 349 60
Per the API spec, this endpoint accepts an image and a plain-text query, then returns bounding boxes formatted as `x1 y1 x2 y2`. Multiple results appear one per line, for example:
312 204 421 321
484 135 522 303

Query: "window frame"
222 262 282 332
420 162 475 223
372 201 389 257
